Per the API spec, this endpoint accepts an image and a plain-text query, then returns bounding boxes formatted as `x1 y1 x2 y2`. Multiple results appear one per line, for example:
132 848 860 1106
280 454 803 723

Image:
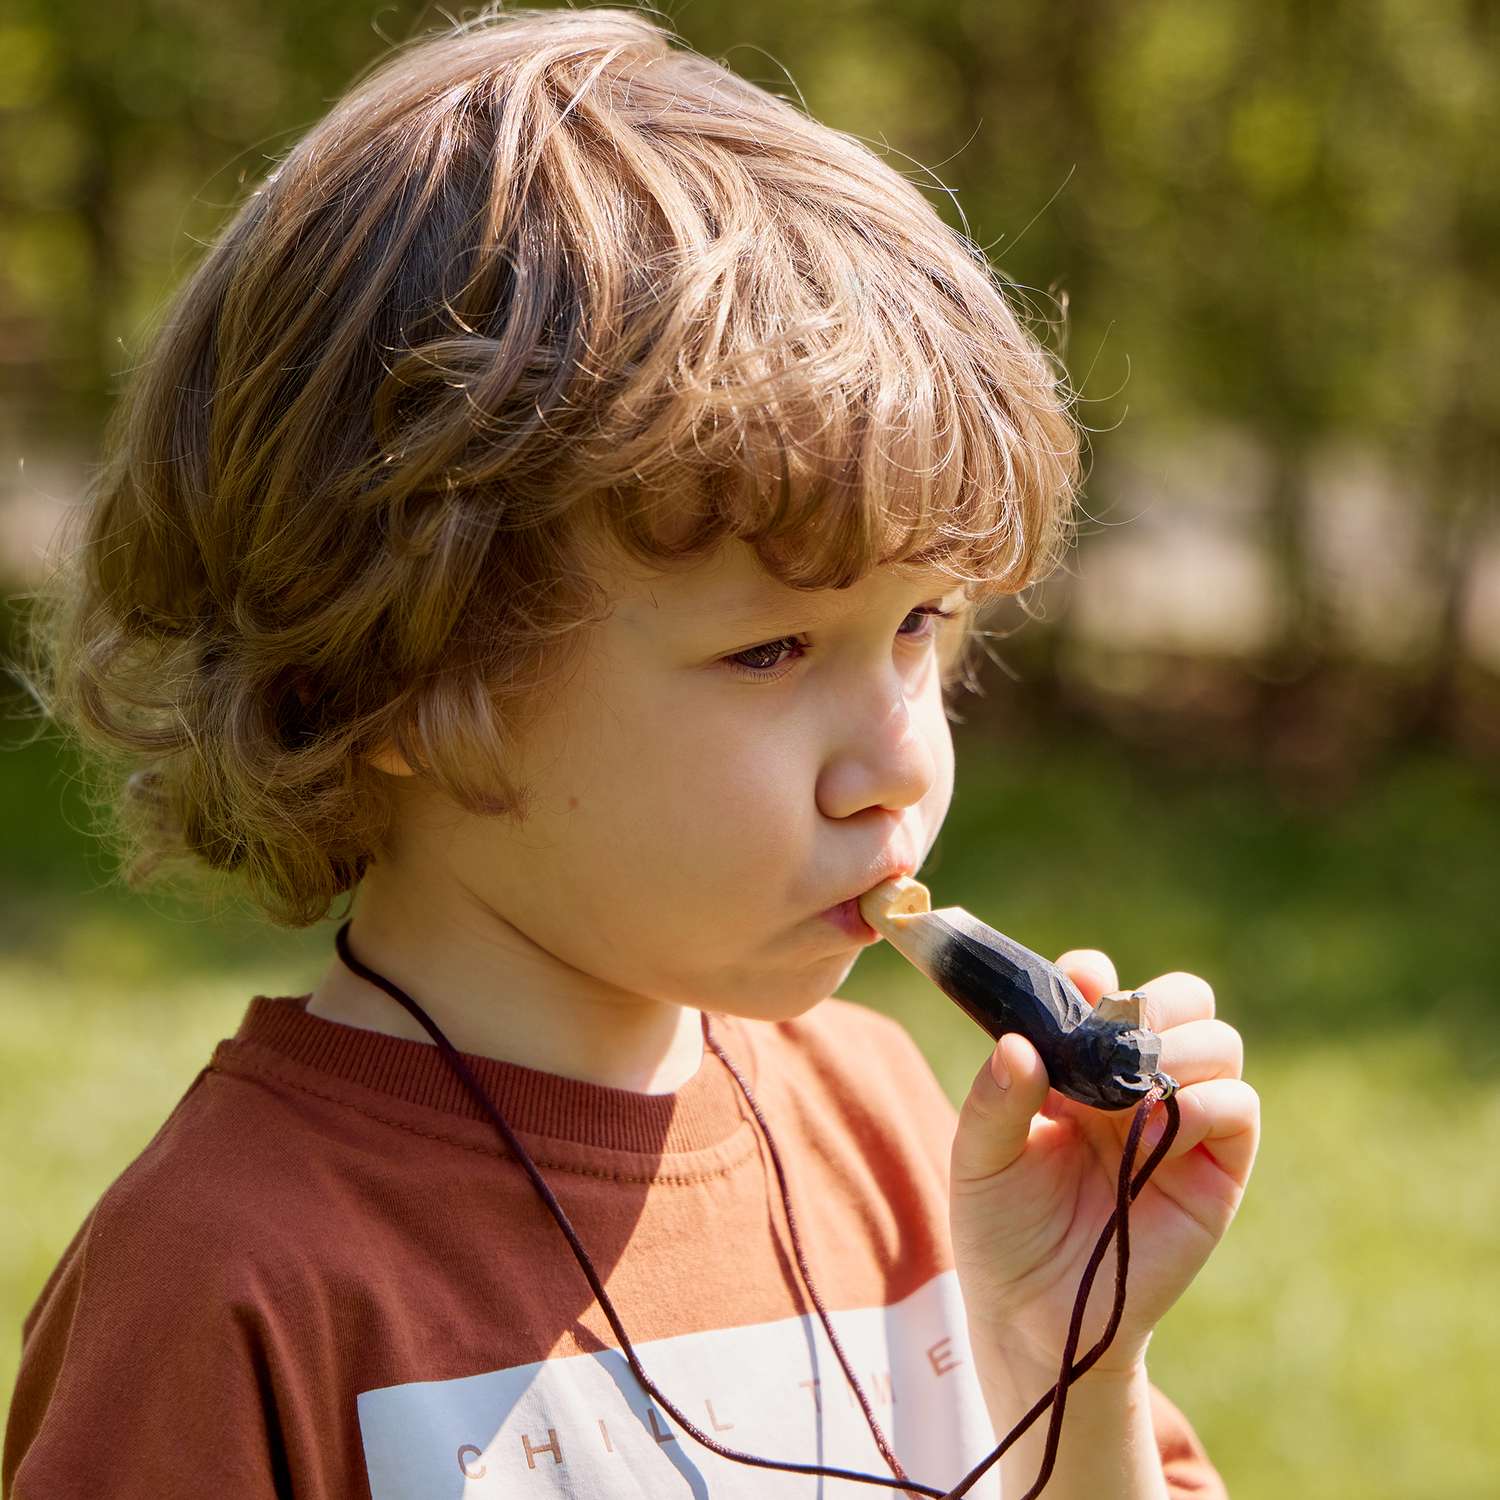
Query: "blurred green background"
1 2 1497 1496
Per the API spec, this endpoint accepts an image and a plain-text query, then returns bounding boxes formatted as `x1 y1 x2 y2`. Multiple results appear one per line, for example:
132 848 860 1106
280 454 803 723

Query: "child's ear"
367 740 417 777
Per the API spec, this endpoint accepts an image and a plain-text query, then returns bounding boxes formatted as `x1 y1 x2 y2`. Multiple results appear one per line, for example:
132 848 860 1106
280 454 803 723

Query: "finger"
1054 949 1118 1005
1129 970 1217 1032
950 1032 1053 1184
1145 1078 1260 1186
1154 1018 1244 1084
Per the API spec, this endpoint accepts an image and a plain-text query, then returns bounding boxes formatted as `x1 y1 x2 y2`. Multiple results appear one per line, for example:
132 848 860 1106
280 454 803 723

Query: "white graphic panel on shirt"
356 1267 1002 1498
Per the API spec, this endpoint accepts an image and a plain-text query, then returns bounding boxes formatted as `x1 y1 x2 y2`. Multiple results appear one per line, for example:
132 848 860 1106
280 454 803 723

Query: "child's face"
378 535 960 1021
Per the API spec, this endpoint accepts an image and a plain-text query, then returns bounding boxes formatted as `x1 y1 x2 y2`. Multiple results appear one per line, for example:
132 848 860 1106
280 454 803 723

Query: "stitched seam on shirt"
208 1060 760 1185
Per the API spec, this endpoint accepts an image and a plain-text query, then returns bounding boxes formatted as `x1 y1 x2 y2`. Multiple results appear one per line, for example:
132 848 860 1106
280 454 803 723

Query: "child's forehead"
596 537 962 630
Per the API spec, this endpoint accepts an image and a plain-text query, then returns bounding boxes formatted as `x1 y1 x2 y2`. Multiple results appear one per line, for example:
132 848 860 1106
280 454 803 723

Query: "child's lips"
817 855 916 942
819 897 880 943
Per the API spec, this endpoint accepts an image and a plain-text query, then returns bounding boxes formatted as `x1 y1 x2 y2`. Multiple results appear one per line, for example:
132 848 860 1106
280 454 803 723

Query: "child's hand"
949 950 1259 1384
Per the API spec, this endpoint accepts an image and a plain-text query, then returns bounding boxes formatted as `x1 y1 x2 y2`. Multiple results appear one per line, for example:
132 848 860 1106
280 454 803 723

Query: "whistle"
858 876 1163 1110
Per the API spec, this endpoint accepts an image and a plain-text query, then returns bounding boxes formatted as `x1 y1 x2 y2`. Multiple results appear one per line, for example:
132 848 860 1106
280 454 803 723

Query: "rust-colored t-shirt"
4 993 1224 1498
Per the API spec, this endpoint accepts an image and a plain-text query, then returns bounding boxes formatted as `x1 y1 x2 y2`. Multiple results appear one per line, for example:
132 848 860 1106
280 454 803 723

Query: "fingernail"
990 1039 1011 1091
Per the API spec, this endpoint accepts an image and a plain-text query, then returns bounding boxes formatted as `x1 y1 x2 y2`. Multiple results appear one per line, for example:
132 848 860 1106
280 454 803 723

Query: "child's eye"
722 605 959 682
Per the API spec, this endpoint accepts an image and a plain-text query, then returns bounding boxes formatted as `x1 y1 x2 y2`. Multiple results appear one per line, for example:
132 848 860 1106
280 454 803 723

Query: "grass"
2 718 1497 1497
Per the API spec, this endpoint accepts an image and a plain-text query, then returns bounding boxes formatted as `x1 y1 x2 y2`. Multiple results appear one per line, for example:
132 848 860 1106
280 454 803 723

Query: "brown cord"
334 920 1181 1498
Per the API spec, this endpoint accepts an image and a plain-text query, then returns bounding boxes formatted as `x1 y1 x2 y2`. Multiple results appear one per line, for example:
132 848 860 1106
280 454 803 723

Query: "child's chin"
721 969 852 1023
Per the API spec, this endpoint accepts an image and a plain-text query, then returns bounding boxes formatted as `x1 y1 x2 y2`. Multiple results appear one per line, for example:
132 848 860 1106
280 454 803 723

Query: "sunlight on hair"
13 4 1083 929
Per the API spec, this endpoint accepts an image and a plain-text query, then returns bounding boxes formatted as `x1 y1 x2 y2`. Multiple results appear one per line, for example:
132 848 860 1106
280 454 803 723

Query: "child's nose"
816 688 940 817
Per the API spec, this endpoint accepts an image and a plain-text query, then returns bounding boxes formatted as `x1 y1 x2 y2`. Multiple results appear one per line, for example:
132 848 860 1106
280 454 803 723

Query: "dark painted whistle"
858 876 1162 1111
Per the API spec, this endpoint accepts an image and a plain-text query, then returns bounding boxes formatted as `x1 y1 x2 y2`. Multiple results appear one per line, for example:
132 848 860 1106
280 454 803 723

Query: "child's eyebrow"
706 575 966 632
630 569 967 638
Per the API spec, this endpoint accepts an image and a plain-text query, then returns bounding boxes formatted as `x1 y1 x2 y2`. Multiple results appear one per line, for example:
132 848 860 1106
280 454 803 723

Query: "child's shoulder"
18 1064 298 1352
50 1004 389 1311
9 1043 347 1493
67 1058 321 1280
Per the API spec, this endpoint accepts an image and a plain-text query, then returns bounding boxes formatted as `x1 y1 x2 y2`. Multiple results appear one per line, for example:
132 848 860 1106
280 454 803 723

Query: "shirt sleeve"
871 1009 1230 1498
3 1186 289 1500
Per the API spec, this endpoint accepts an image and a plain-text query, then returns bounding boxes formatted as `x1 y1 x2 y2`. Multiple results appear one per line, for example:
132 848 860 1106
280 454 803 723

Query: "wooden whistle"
858 876 1165 1110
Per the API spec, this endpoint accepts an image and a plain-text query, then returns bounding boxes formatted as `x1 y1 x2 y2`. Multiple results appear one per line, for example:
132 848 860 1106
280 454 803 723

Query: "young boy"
5 6 1258 1497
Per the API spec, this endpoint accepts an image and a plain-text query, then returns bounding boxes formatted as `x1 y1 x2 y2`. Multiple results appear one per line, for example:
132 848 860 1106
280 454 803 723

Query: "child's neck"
302 886 706 1095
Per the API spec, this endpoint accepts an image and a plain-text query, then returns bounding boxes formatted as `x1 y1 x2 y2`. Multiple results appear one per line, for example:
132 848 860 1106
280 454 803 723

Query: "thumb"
951 1032 1052 1184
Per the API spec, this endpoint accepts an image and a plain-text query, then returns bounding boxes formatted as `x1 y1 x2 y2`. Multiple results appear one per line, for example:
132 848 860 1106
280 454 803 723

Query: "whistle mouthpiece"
857 875 1163 1112
857 875 962 985
858 874 933 934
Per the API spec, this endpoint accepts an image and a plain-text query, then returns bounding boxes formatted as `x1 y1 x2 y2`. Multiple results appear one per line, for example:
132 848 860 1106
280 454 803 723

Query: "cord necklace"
334 919 1180 1498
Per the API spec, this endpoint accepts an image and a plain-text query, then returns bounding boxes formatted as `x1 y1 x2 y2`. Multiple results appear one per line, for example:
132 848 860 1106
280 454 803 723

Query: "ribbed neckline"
216 993 757 1157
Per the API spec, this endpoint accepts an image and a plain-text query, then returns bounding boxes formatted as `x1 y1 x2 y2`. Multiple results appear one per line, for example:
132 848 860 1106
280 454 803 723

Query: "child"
5 6 1259 1497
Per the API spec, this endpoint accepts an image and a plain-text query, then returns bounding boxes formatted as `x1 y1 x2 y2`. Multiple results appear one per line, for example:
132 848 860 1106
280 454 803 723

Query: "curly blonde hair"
12 3 1084 930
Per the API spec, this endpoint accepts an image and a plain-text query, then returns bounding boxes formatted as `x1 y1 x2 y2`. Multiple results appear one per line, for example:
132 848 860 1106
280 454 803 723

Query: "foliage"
3 0 1494 717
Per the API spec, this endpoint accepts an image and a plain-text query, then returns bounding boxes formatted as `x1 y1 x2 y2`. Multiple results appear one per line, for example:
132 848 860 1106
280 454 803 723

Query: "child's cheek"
644 724 805 886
